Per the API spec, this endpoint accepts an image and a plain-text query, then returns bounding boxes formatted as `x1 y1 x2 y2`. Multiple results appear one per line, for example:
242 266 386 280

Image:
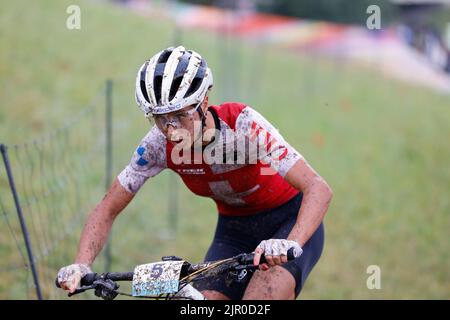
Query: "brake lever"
93 279 119 300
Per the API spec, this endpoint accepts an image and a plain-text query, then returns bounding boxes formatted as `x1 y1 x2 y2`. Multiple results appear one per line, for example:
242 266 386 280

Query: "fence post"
0 144 43 300
171 0 182 47
104 79 113 272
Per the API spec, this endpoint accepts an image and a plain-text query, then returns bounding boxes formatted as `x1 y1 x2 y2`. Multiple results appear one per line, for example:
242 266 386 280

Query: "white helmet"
135 46 213 116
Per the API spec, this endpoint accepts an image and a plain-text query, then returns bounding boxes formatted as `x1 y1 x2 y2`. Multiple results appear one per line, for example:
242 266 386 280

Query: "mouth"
168 131 191 146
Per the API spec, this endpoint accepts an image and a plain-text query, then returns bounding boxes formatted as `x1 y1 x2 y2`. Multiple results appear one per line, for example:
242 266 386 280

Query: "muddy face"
154 105 200 146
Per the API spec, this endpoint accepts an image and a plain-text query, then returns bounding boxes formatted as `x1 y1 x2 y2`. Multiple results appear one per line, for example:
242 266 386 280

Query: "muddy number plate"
132 260 185 296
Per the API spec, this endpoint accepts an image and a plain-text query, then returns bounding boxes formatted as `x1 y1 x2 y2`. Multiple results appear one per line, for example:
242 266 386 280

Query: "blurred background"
0 0 449 299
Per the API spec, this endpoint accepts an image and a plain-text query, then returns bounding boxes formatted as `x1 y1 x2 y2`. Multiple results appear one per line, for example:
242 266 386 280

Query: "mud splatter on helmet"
135 46 213 116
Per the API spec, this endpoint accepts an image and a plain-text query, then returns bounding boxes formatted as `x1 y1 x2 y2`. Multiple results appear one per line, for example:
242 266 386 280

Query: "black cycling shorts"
193 192 324 300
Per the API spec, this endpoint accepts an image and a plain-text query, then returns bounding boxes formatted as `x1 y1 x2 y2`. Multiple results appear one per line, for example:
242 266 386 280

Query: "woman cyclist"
57 46 333 300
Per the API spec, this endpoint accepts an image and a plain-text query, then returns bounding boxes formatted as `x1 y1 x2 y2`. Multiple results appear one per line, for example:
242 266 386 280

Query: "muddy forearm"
74 204 116 266
288 178 332 247
73 178 134 266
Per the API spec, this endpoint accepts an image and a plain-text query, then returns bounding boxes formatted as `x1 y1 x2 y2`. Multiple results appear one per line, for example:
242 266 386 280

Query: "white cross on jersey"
208 181 260 206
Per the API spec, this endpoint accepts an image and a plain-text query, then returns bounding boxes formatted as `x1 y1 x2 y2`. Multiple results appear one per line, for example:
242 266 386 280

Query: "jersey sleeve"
117 125 167 193
235 105 303 177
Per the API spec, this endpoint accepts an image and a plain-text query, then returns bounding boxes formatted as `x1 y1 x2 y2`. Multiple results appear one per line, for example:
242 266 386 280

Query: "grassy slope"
1 0 449 299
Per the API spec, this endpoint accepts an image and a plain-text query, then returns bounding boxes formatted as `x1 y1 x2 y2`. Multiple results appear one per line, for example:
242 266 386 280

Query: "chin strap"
193 105 214 149
196 106 207 130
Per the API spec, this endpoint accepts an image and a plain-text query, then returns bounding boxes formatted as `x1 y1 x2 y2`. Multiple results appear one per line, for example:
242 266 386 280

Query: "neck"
201 108 216 146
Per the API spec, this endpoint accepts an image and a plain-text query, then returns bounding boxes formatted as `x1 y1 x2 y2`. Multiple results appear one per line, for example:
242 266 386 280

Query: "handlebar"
56 248 299 298
185 247 298 273
55 272 134 289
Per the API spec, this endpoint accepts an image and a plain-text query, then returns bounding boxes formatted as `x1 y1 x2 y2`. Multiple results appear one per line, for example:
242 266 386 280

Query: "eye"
177 112 189 119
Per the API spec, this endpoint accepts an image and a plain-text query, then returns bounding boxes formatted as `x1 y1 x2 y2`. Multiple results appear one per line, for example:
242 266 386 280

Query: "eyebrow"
178 106 196 114
174 109 190 115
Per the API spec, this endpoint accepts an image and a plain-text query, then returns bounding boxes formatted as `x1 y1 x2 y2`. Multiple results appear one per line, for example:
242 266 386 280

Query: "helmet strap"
196 107 207 130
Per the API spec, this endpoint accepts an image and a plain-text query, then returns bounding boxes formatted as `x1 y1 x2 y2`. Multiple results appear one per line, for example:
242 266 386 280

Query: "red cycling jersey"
118 102 303 216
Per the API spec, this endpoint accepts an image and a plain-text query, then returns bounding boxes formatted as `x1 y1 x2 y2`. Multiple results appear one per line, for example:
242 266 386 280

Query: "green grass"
1 0 449 299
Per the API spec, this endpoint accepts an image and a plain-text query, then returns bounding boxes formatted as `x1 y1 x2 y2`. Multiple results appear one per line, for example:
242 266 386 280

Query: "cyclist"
57 46 333 300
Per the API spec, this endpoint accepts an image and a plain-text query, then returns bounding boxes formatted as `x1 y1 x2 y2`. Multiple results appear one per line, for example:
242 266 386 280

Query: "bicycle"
55 248 298 300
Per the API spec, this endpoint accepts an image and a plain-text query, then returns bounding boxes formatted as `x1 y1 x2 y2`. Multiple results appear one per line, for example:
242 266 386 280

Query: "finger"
259 263 270 271
265 255 275 267
253 248 264 266
280 255 288 264
60 282 70 291
68 280 80 293
68 280 77 293
272 255 282 265
68 275 81 293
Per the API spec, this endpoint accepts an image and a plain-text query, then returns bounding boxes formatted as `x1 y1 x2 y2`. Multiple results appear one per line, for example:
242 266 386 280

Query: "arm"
254 158 332 268
74 177 135 266
284 158 333 247
58 178 134 292
58 126 167 292
236 104 333 242
237 106 332 266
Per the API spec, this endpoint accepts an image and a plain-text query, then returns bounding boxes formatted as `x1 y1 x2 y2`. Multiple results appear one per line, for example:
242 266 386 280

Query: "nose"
166 124 177 140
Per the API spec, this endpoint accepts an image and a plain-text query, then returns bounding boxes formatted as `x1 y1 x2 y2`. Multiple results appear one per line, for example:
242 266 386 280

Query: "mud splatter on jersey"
117 125 167 194
118 102 303 216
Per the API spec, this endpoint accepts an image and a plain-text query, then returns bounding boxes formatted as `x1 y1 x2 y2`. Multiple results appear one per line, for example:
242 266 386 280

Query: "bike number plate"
132 260 185 296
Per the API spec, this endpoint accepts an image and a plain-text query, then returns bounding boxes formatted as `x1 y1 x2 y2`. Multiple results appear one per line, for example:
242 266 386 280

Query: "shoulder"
118 126 167 193
133 125 167 166
141 125 166 145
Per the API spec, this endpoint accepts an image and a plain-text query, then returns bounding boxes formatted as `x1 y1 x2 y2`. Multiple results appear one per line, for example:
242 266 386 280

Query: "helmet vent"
139 61 150 103
169 51 192 101
158 49 172 64
184 58 207 98
154 75 163 105
169 77 183 101
184 77 202 98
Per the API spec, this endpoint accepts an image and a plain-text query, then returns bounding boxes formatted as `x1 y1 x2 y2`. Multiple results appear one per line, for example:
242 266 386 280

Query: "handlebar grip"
259 247 299 264
55 273 98 289
80 273 98 286
239 247 300 265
